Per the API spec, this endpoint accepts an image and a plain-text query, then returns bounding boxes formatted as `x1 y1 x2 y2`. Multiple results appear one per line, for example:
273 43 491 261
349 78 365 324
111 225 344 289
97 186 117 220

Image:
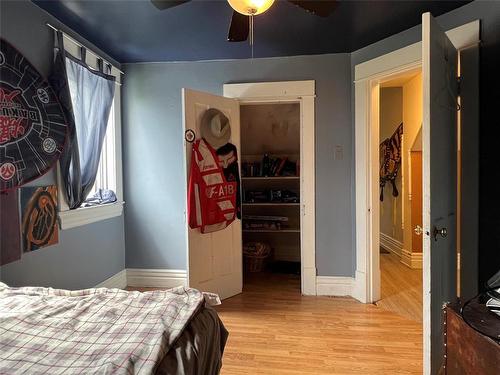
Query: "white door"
183 88 242 300
422 13 459 375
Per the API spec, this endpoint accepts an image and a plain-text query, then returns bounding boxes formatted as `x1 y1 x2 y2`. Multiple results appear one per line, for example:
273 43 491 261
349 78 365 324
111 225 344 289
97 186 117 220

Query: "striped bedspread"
0 282 204 374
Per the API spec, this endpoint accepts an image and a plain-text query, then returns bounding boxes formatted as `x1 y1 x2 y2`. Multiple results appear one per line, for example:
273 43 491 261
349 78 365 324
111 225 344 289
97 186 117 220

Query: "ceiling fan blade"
227 11 249 42
151 0 191 11
288 0 337 17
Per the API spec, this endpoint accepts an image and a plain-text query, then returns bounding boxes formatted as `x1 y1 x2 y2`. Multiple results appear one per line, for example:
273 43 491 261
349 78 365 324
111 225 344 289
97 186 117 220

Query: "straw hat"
200 108 231 149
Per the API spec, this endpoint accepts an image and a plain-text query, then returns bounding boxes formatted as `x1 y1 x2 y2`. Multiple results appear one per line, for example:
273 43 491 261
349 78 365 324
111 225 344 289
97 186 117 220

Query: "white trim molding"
316 276 354 297
98 269 367 303
351 271 367 303
354 20 480 305
354 19 479 375
58 202 124 230
127 269 188 289
223 80 315 100
380 233 403 257
96 269 188 289
401 250 423 269
354 20 479 83
95 269 127 289
355 43 421 83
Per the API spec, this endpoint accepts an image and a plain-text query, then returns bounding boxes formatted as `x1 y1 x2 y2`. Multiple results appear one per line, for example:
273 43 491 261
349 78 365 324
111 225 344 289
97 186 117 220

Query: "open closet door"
422 13 459 375
183 88 242 300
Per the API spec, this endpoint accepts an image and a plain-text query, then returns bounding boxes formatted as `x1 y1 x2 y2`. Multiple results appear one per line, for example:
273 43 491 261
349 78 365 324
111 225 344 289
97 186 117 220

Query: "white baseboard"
95 269 187 289
126 269 188 288
401 249 422 269
98 270 364 301
302 266 317 296
351 270 367 303
95 269 127 289
380 233 403 257
316 276 354 297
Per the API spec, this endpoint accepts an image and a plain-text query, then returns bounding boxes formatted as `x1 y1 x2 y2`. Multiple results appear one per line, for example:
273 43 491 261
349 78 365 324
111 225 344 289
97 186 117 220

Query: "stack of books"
241 155 299 177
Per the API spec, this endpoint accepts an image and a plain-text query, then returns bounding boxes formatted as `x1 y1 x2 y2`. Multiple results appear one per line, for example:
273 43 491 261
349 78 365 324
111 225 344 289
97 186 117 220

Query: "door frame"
353 20 479 375
223 80 317 295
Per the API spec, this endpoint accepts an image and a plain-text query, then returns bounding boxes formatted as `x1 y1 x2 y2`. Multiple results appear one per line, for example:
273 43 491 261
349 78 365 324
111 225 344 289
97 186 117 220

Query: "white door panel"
422 12 458 375
183 88 242 300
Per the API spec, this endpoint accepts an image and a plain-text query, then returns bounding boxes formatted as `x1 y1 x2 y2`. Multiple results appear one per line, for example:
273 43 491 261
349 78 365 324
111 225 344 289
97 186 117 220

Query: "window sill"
58 201 124 230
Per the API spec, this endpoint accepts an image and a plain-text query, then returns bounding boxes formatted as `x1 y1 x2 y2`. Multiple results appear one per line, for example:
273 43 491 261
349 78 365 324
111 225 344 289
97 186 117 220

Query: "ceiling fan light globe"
227 0 275 16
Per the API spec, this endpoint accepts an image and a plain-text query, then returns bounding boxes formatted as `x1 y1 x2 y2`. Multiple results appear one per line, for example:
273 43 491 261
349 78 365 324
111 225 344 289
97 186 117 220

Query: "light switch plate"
334 145 343 160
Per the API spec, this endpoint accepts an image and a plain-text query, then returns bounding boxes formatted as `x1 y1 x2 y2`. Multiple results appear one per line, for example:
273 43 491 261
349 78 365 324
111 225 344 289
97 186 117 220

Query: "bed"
0 282 227 374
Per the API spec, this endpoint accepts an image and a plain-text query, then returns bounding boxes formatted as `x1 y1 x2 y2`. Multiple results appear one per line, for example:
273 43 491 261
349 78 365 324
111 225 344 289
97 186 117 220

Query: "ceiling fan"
150 0 337 42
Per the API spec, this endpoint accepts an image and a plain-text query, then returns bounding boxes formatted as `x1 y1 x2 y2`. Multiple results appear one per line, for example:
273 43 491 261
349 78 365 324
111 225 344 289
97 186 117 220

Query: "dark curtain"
0 190 21 266
50 31 115 209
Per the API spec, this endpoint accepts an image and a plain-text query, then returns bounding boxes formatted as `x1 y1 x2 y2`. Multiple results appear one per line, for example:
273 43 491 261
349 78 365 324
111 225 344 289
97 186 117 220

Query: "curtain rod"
46 23 124 75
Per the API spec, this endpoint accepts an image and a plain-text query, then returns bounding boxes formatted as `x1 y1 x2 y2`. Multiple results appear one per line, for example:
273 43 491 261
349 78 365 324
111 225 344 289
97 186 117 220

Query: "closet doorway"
224 81 317 296
240 103 301 292
377 71 423 322
183 81 316 299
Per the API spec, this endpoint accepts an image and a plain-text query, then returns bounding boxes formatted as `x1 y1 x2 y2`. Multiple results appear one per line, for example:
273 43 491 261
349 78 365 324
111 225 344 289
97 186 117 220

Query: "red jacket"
188 139 239 233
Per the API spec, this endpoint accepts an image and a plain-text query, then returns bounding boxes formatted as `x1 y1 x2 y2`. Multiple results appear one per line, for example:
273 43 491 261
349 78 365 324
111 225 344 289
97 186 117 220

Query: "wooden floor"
377 252 423 322
216 272 423 374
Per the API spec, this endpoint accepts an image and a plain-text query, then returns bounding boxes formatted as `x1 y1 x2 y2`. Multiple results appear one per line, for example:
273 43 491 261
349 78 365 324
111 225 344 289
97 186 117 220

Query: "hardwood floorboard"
377 252 423 322
216 272 422 374
129 271 422 374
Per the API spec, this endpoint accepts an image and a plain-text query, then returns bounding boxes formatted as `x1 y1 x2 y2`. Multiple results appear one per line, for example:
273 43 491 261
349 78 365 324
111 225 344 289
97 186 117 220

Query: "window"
57 34 123 230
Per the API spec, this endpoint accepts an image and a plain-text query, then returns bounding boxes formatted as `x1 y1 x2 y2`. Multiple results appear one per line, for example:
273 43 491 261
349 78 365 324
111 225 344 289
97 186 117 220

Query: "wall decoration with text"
0 38 67 192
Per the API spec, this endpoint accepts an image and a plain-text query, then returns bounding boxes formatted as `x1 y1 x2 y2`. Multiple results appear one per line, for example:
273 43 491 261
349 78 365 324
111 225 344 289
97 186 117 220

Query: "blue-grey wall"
0 0 126 289
122 54 353 276
123 0 500 280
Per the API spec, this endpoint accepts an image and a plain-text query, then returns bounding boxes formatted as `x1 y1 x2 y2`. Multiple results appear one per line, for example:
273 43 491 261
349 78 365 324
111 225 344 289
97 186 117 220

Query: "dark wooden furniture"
445 301 500 374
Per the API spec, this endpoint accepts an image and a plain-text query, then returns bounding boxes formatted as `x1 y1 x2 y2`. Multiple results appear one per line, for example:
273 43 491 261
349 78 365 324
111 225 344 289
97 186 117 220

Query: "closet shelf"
243 229 300 233
241 176 300 180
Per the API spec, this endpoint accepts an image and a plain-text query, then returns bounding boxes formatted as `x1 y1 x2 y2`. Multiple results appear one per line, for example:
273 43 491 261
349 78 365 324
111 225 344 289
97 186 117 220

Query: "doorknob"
414 225 423 236
433 227 448 241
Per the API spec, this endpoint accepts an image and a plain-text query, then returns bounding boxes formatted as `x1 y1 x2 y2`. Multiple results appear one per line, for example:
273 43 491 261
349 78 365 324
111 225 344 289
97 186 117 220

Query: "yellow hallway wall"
402 73 423 257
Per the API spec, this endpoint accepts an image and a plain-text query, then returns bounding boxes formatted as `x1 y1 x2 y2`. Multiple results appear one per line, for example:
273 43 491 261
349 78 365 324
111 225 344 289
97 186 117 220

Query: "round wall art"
0 38 67 192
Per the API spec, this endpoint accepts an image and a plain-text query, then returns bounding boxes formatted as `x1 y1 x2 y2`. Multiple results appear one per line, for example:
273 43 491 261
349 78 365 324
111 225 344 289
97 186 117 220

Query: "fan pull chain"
249 14 254 58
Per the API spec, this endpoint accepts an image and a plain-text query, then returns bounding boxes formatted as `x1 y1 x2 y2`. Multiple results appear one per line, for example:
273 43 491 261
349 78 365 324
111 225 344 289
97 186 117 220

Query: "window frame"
56 34 124 230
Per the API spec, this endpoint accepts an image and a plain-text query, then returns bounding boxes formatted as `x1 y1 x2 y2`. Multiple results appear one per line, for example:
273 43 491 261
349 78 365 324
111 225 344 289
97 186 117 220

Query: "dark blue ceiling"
32 0 470 63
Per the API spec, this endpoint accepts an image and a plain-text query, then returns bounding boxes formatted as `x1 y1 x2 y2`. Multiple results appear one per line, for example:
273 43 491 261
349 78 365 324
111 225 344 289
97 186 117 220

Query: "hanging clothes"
380 123 403 201
188 139 240 233
216 142 241 220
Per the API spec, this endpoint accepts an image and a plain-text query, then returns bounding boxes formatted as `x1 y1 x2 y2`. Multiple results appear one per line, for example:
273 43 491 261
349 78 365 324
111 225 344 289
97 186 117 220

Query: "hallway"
376 251 423 322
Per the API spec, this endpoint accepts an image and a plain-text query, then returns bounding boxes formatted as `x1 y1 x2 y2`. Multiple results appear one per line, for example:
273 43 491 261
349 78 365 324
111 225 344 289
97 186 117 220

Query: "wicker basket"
244 254 269 273
243 242 271 273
